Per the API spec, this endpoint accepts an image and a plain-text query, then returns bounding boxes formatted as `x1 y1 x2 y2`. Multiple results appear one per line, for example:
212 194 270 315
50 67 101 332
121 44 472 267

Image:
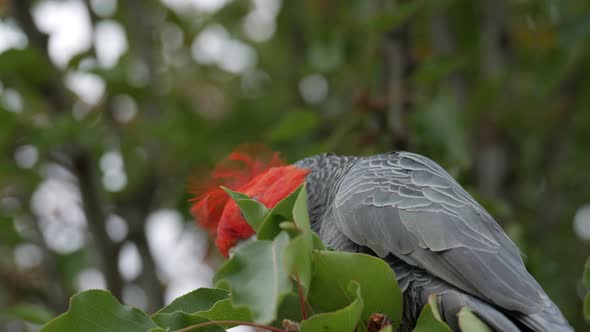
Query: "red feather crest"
188 144 285 235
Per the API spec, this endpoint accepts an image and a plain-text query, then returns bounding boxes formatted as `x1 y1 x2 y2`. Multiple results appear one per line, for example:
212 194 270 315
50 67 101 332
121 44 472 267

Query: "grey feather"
332 152 544 313
297 151 573 332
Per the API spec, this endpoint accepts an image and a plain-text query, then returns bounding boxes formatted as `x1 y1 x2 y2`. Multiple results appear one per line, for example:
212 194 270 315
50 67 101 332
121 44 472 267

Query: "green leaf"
300 281 364 332
155 288 229 315
214 232 292 324
152 313 223 331
153 299 250 331
312 232 326 250
40 290 159 332
284 234 313 294
413 294 452 332
258 185 304 240
457 307 492 332
220 186 251 201
283 184 314 291
221 187 269 232
307 251 403 329
292 184 313 240
0 303 53 324
379 326 394 332
273 292 304 327
195 299 253 322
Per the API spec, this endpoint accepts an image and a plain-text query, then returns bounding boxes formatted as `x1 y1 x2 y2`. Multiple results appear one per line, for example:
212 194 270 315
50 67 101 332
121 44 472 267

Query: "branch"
26 213 70 312
9 0 69 112
381 0 416 150
123 0 162 117
11 0 123 298
429 11 467 106
118 173 165 312
72 151 124 299
83 0 166 310
473 0 511 199
10 0 126 301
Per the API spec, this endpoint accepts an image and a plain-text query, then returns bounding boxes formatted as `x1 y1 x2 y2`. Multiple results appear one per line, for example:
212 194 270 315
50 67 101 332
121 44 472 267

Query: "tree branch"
72 151 123 299
381 0 416 150
118 173 165 312
10 0 69 112
10 0 125 300
429 10 467 106
473 0 511 200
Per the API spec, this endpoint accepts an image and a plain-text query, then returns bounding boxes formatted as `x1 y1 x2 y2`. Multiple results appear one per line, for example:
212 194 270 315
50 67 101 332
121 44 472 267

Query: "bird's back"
299 151 572 332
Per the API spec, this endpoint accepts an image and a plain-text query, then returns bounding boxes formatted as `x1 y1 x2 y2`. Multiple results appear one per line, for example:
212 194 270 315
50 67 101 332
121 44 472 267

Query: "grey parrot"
293 151 572 332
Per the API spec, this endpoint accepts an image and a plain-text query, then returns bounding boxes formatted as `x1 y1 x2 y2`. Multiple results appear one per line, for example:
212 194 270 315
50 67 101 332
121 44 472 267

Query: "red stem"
294 270 308 320
173 320 284 332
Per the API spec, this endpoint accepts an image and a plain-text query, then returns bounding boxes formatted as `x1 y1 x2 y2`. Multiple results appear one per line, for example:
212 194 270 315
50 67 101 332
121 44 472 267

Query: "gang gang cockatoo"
189 146 572 332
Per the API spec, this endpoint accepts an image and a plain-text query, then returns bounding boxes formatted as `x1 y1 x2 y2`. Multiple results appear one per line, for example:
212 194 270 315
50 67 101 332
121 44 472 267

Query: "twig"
294 271 307 320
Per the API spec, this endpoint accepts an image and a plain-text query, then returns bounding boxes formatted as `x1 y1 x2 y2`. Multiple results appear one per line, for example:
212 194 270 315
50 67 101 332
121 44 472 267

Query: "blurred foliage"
0 0 589 330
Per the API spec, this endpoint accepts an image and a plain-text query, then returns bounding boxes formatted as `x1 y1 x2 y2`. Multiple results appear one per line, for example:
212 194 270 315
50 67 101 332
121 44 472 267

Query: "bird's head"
189 145 309 257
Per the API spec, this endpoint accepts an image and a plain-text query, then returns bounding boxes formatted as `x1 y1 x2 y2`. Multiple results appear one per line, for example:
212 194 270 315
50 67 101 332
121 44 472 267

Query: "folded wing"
333 152 547 314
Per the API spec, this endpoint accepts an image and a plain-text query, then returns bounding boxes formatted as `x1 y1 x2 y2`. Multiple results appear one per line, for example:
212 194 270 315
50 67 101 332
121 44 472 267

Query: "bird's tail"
510 299 573 332
396 262 573 332
432 289 521 332
401 271 522 331
404 276 573 332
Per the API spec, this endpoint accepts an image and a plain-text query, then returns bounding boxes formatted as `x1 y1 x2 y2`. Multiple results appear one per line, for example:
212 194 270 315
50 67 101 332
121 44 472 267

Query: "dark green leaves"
258 184 306 240
307 251 402 329
156 288 229 314
221 186 269 231
214 232 292 323
299 281 364 332
153 298 250 331
152 288 235 331
38 184 493 332
220 183 404 331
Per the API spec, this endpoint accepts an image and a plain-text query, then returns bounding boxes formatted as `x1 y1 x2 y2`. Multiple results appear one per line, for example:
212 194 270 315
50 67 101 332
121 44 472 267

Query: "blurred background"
0 0 589 331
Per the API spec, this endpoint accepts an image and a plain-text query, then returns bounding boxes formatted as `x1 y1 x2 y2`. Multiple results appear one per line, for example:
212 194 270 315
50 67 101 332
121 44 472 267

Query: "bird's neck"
294 153 359 232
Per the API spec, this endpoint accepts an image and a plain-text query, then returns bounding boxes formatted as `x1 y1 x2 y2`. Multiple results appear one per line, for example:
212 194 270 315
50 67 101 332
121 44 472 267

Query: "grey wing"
333 152 548 314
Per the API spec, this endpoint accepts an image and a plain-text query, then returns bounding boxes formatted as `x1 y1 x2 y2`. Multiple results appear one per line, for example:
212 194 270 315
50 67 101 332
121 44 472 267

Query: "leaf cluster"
39 185 492 332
